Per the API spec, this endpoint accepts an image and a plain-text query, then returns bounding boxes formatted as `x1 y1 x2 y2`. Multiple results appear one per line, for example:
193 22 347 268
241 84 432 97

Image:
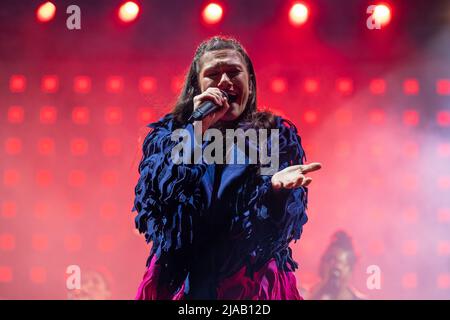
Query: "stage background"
0 0 449 299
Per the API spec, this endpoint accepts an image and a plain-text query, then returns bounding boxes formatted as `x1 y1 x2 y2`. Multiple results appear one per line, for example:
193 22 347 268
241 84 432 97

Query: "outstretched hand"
271 162 322 190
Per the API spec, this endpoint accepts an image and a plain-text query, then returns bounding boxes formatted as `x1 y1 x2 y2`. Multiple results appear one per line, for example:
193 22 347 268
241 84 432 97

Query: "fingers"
302 177 312 187
273 173 313 190
272 180 283 190
292 174 312 188
193 88 227 110
289 175 312 189
300 162 322 174
210 97 230 121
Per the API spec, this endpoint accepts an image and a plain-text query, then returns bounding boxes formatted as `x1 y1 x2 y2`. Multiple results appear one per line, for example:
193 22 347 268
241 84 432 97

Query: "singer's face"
198 49 251 121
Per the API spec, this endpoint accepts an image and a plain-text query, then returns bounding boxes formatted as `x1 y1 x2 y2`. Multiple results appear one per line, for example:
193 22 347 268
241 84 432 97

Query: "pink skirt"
135 255 302 300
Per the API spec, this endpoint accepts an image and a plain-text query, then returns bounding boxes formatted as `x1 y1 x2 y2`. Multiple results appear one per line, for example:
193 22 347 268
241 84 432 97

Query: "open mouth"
226 92 239 104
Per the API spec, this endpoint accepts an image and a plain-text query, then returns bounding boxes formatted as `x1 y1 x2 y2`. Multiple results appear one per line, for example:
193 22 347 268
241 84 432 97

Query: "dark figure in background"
309 231 366 300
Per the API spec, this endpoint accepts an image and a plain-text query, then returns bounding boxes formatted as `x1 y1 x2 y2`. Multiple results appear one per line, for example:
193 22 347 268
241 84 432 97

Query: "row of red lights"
0 268 448 290
0 234 122 256
299 269 450 291
1 234 449 256
1 169 449 190
3 105 450 126
6 75 450 95
4 106 154 125
1 170 119 188
1 202 123 220
36 1 392 27
2 202 449 223
2 136 450 158
3 137 123 157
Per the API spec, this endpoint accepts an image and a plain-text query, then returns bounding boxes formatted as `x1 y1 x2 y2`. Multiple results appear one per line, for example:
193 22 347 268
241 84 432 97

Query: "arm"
257 117 313 240
132 115 208 245
241 118 320 271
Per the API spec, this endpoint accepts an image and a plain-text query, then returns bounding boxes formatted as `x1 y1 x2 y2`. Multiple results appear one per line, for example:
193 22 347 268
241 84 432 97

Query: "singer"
132 36 321 300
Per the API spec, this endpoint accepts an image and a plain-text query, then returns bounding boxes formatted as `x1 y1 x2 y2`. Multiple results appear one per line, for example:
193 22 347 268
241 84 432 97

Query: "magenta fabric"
135 255 302 300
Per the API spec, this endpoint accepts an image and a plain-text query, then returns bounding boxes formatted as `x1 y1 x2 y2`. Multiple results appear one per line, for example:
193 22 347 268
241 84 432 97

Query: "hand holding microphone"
189 87 230 132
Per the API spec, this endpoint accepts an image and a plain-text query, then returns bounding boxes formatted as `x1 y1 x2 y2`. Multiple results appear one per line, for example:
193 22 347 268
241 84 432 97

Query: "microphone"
188 90 229 123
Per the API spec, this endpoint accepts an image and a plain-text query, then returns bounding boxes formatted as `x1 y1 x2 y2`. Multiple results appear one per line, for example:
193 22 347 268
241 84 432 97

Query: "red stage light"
7 106 24 124
437 273 450 289
369 78 386 95
36 170 53 187
437 242 450 256
0 266 13 283
70 139 89 156
41 75 59 93
270 78 288 93
303 78 319 93
1 202 16 219
336 78 353 95
0 234 15 251
372 4 391 27
437 208 450 223
402 207 418 224
72 107 90 125
402 174 418 190
403 110 419 126
100 203 117 220
36 1 56 23
436 79 450 95
437 111 450 127
30 267 47 284
335 141 350 158
403 79 419 95
303 110 317 124
97 235 115 252
118 1 140 23
34 203 49 220
37 138 55 155
105 107 123 125
335 108 352 126
4 138 22 155
64 234 82 252
438 176 450 190
137 107 154 124
401 272 417 289
74 76 91 93
40 106 57 124
202 3 223 25
289 2 309 26
68 170 86 187
102 139 122 157
3 170 20 187
67 203 83 219
368 240 385 256
32 234 49 251
139 77 157 93
9 75 26 92
106 76 124 93
102 170 118 187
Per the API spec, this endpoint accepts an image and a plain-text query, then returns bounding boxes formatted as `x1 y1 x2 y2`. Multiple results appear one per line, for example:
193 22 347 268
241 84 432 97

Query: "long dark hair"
172 36 275 129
